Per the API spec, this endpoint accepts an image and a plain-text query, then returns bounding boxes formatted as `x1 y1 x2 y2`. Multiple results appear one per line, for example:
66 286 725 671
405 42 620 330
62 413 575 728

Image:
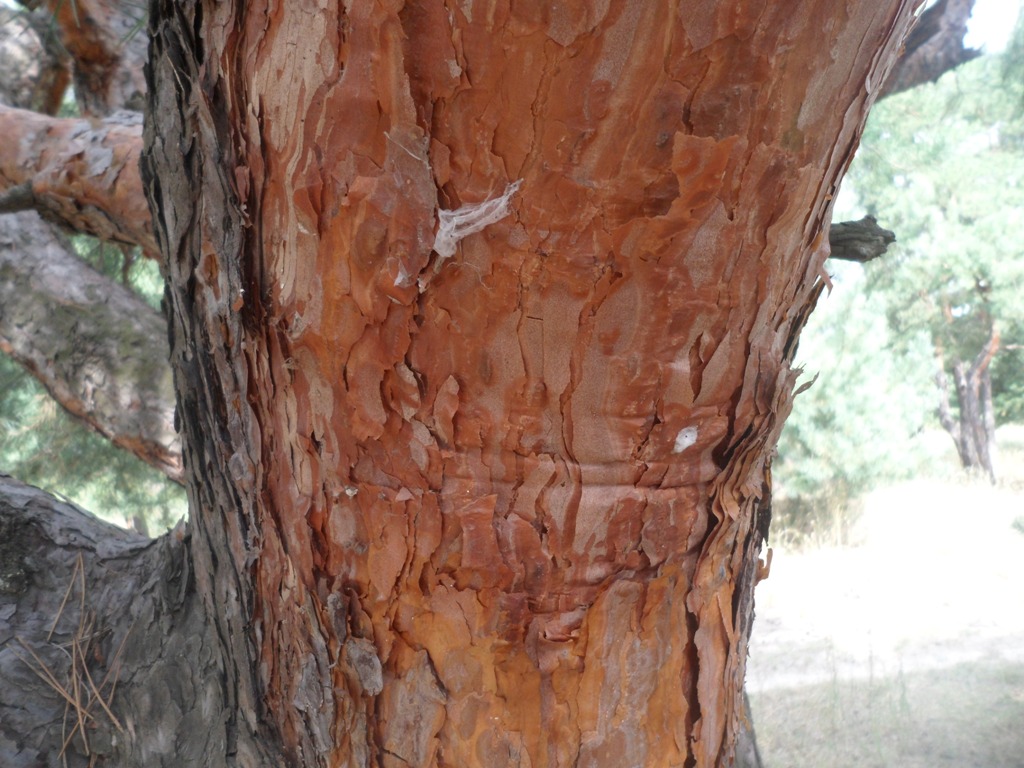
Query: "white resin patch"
673 426 698 454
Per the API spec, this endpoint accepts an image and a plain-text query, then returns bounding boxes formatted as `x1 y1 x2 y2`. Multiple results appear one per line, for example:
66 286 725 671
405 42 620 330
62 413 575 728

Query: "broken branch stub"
828 216 896 263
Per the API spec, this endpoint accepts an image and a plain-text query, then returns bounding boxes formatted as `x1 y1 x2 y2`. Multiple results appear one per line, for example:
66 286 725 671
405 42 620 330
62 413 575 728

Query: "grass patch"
749 659 1024 768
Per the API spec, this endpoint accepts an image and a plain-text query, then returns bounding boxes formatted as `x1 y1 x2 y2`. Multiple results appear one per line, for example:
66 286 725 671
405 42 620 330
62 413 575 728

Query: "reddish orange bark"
41 0 148 115
0 105 155 253
145 1 918 765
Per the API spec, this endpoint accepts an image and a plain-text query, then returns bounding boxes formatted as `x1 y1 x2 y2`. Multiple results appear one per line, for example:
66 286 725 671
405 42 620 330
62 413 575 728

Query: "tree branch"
0 474 242 767
0 211 181 483
968 322 1000 382
881 0 981 98
0 7 69 114
0 103 156 255
827 216 897 263
34 0 148 115
0 181 34 213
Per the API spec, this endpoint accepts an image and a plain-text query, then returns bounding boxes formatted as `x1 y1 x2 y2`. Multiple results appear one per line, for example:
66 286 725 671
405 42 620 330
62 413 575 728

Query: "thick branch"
36 0 148 115
0 211 181 482
881 0 980 98
0 8 70 114
0 103 156 254
827 216 897 262
968 322 1000 381
0 475 242 767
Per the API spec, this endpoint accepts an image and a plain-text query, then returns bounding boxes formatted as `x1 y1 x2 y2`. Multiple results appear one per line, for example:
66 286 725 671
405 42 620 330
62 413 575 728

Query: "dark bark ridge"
141 2 284 764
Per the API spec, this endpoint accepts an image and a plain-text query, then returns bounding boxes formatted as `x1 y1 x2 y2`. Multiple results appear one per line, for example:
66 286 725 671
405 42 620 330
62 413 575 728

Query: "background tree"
772 32 1024 533
840 52 1024 482
771 261 938 545
0 1 973 766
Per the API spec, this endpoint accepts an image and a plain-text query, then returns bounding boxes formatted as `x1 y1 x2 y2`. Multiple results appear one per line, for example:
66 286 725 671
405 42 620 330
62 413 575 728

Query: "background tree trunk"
936 326 1000 482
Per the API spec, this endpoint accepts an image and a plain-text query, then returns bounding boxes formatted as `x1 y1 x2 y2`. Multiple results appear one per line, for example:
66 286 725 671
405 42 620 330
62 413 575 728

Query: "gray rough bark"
881 0 981 98
0 211 181 482
140 4 284 764
0 474 230 767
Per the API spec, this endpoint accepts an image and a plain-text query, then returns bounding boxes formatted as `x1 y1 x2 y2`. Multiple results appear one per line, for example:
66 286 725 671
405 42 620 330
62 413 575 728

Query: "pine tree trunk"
141 1 916 765
2 1 918 766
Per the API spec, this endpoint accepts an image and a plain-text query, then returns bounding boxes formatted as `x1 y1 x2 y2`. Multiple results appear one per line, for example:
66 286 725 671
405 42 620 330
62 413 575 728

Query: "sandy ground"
748 479 1024 687
745 478 1024 766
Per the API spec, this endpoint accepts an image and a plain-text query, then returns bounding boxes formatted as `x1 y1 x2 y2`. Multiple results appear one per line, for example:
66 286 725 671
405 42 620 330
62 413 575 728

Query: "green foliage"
850 55 1024 421
0 354 186 533
0 239 185 533
71 238 165 310
773 263 939 546
774 51 1024 540
992 343 1024 423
